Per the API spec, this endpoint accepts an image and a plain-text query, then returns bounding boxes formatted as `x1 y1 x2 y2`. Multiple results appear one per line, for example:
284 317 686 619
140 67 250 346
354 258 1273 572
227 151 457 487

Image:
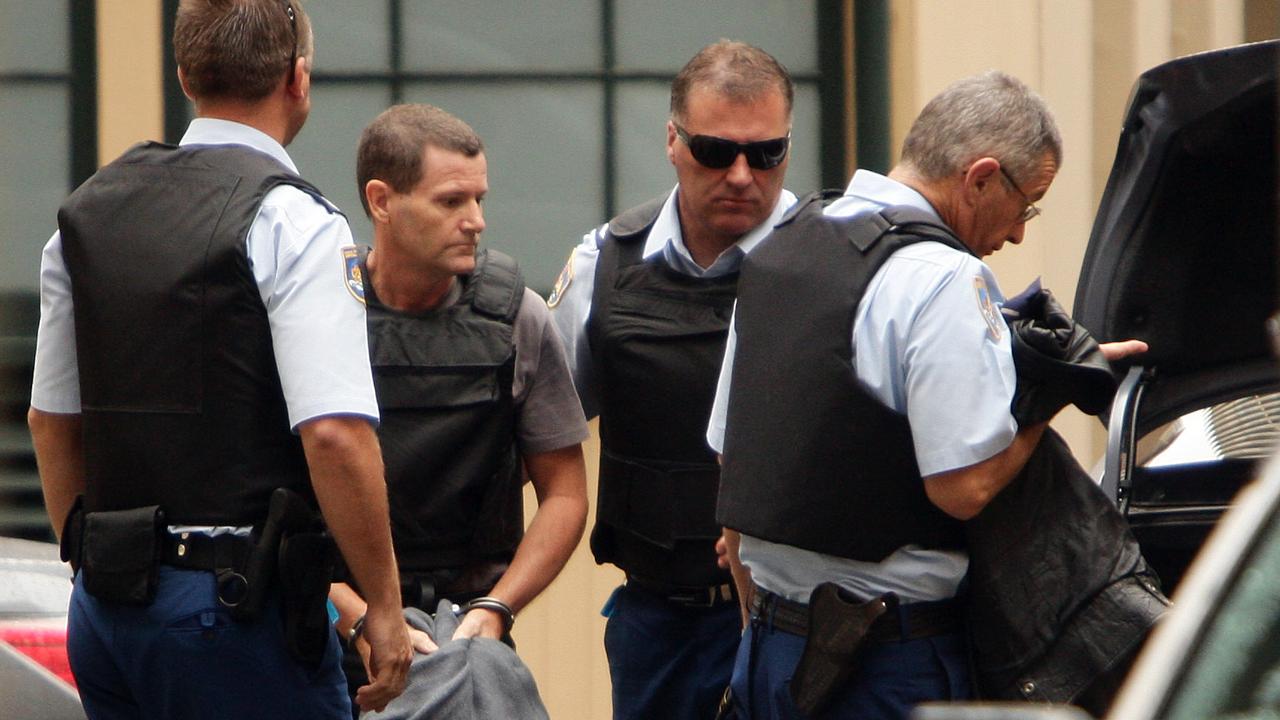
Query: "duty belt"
162 532 253 572
627 575 737 609
751 585 960 642
161 532 256 610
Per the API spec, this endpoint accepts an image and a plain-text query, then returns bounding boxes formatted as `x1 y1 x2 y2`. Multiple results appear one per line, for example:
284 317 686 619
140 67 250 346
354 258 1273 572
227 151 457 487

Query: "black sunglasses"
674 124 791 170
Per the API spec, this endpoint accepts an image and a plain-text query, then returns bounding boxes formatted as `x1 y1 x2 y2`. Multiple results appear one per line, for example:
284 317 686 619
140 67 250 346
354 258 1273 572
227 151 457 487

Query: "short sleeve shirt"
30 118 379 429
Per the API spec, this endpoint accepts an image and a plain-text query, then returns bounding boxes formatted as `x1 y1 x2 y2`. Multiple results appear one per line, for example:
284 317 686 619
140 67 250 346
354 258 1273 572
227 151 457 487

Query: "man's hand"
1100 339 1148 361
452 607 506 641
409 627 438 655
715 534 730 570
354 608 413 713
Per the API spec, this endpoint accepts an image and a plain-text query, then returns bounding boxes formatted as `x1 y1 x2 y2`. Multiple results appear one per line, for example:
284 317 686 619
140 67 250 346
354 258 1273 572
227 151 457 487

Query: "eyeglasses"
997 164 1041 223
674 124 791 170
283 1 297 84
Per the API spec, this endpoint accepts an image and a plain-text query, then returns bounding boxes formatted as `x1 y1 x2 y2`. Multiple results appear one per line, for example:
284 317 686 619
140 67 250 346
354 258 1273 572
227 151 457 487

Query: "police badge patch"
973 275 1002 341
341 245 365 304
546 249 575 309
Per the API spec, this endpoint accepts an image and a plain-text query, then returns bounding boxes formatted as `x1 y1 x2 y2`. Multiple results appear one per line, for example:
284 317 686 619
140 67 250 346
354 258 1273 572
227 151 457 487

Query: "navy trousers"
603 583 741 720
728 607 971 719
68 565 350 720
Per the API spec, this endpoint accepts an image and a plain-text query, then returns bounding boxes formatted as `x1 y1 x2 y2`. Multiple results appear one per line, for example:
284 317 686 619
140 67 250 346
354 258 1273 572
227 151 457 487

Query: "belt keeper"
464 596 515 633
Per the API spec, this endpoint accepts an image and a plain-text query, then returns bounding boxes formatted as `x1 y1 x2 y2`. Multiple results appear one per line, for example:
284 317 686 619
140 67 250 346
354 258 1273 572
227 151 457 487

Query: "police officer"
28 1 411 717
707 71 1147 719
329 104 589 697
548 41 796 720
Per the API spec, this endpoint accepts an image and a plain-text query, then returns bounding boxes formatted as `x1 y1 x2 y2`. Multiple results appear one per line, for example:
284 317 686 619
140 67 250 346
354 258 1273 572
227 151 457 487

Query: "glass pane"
1166 509 1280 719
615 1 818 74
0 0 68 73
617 81 823 212
403 81 605 294
0 86 69 291
787 83 823 196
615 82 678 211
288 84 395 247
401 0 601 73
305 0 391 73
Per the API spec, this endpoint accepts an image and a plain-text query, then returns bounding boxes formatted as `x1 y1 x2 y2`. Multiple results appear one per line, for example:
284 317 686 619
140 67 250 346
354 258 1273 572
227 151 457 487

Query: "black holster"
278 528 336 669
789 583 893 716
236 487 336 668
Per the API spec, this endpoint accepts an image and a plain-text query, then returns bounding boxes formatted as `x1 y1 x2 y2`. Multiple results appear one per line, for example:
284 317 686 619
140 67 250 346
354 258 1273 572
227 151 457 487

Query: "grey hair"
899 70 1062 185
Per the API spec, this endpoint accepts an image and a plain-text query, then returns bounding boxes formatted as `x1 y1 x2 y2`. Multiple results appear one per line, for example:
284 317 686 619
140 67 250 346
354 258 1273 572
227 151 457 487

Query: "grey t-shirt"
507 286 591 454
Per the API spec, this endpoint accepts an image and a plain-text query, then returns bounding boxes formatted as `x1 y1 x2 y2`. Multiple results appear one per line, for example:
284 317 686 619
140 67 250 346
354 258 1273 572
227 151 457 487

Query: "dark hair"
899 70 1063 184
670 40 793 123
174 0 313 102
356 104 485 217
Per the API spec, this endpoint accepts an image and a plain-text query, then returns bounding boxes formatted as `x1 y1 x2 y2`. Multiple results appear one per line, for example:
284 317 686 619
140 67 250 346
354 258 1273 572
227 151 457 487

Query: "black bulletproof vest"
719 192 969 561
586 196 737 587
363 248 525 573
57 142 322 524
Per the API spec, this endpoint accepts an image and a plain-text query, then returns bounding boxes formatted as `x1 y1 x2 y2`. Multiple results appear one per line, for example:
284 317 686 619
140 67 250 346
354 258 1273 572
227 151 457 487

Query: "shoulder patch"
342 245 365 305
546 249 575 309
973 275 1002 341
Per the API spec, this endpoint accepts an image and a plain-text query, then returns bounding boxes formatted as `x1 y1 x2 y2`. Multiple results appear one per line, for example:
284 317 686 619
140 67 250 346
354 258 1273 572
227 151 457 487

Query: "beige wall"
97 0 164 165
888 0 1248 468
93 2 1264 718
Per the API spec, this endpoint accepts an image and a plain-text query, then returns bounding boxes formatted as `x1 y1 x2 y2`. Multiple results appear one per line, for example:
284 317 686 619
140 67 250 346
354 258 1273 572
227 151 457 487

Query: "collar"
825 169 943 222
642 185 798 276
178 118 298 174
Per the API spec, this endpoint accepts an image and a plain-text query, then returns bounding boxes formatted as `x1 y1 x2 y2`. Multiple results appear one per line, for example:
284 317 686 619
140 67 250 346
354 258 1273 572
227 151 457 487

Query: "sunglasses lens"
747 138 789 170
680 128 790 170
688 136 739 169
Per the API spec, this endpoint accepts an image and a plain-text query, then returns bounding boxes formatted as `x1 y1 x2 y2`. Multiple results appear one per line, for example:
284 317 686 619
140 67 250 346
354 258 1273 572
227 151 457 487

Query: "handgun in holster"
789 583 895 716
231 487 315 620
277 524 337 669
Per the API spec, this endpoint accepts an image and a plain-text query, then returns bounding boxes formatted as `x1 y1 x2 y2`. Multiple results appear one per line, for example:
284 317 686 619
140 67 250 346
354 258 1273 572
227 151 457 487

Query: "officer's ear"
962 157 1001 206
365 179 393 225
177 66 196 102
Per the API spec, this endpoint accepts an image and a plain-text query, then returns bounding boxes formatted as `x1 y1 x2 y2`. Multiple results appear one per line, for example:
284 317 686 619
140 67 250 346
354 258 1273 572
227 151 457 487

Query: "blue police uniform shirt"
548 184 797 419
706 169 1018 604
30 118 380 429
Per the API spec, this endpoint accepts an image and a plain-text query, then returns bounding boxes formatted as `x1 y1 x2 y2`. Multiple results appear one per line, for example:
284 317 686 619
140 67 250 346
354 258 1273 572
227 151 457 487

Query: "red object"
0 624 77 689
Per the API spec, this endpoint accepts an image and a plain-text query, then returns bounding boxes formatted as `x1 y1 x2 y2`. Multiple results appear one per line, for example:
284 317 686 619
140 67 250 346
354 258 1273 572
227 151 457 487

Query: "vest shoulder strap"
468 248 525 322
607 194 667 241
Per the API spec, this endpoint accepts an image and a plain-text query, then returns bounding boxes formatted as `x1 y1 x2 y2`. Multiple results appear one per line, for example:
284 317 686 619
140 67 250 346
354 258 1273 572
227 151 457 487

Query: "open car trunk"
1074 39 1280 592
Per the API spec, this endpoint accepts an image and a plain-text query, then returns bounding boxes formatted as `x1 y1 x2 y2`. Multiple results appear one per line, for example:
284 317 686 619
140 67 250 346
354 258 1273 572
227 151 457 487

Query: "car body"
0 535 84 720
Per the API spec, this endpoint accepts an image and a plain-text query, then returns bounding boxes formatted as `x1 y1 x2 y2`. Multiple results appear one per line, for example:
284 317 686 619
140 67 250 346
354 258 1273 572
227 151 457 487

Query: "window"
0 0 96 541
164 0 846 293
0 0 97 292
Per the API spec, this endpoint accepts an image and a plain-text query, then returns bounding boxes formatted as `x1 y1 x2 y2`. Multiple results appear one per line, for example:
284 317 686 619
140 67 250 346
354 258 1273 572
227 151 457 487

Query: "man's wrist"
464 596 515 634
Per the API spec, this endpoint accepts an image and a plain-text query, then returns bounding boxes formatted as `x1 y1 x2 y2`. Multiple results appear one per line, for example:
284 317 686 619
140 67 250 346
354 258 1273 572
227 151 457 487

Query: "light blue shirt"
30 118 379 430
548 185 797 418
706 169 1018 603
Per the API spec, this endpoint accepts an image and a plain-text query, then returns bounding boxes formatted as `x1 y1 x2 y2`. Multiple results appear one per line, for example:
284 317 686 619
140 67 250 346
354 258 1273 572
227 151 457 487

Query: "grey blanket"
362 601 549 720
